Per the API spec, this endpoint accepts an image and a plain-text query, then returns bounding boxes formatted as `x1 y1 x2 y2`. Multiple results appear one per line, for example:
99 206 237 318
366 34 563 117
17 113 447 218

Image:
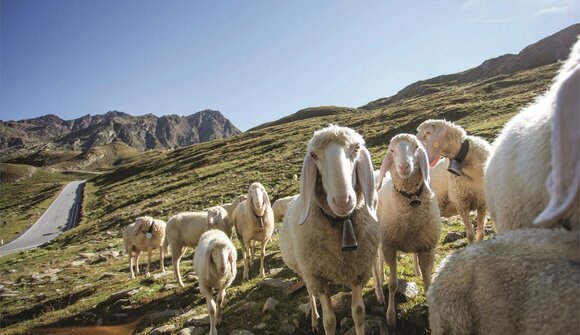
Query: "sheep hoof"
146 272 151 278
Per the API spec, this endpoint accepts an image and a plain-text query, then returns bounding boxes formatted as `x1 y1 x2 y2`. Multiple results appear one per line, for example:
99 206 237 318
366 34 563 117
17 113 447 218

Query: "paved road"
0 180 86 257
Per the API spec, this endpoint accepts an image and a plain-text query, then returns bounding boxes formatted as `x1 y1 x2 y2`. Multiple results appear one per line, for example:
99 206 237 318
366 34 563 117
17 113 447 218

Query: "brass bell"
342 219 358 252
409 196 421 207
258 216 264 228
448 159 464 176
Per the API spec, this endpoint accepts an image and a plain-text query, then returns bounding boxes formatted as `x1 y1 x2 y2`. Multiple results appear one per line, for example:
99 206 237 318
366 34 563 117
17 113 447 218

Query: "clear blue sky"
1 0 578 130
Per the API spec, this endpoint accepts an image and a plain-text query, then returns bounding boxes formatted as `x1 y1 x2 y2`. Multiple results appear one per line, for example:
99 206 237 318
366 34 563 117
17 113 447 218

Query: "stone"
178 326 206 335
185 313 210 327
331 292 352 314
148 310 180 323
162 283 178 291
280 322 296 334
397 280 419 301
253 322 267 331
79 252 96 259
229 331 254 335
8 269 17 273
292 319 300 328
152 272 171 279
443 231 464 244
298 302 311 317
150 324 176 335
261 278 293 289
343 319 389 335
269 267 284 276
69 260 86 267
113 313 128 319
100 272 116 280
43 268 61 275
110 287 140 300
262 297 278 313
234 301 257 313
185 273 198 281
340 316 353 331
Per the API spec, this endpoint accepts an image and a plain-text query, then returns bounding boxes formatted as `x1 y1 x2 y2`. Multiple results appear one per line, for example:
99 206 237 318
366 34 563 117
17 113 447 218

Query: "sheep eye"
426 131 431 135
310 152 318 160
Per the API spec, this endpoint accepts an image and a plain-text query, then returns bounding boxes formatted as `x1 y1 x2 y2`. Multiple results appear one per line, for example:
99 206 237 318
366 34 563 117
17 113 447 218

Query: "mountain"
0 109 240 151
360 23 580 109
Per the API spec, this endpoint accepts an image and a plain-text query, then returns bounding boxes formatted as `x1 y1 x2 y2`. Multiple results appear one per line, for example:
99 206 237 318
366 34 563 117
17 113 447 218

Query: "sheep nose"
333 194 351 208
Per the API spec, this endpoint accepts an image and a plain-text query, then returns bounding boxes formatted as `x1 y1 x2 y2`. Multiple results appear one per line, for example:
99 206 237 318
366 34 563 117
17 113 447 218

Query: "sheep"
222 194 247 221
485 39 580 233
374 134 442 328
163 206 230 287
272 195 299 222
417 119 491 243
193 229 237 335
427 44 580 335
232 182 275 280
279 125 379 334
123 216 166 279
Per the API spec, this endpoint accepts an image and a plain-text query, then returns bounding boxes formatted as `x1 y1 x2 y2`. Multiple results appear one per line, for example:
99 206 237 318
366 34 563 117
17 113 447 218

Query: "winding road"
0 180 86 257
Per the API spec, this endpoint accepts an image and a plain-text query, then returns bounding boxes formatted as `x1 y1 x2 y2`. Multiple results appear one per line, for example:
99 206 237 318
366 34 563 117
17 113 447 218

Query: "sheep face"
376 134 431 192
300 125 376 224
207 208 225 227
417 120 466 167
207 243 235 279
248 183 269 217
134 216 154 235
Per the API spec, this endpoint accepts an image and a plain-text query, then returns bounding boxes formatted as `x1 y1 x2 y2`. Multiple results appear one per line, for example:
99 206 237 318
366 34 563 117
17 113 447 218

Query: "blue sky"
1 0 578 130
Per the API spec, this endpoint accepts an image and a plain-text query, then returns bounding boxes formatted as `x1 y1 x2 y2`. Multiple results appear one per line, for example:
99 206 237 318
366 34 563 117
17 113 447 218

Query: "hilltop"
0 24 577 335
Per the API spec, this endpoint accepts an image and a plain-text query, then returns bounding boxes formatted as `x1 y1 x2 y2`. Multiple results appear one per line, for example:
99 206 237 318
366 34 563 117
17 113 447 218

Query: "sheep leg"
418 249 435 293
172 245 186 287
250 240 256 267
201 285 218 335
128 248 135 279
146 248 152 277
413 253 422 277
384 248 398 329
134 251 142 275
318 291 336 335
216 288 226 325
372 250 385 305
159 244 166 273
310 293 320 333
351 284 365 335
475 207 486 242
242 242 250 280
259 240 267 278
459 208 475 244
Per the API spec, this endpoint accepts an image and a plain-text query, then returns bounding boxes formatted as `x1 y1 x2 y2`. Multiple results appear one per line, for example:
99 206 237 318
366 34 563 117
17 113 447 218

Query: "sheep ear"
205 246 213 282
356 146 377 220
534 64 580 226
134 219 143 236
299 153 317 225
416 144 432 193
262 190 270 208
377 150 393 191
228 250 235 275
426 127 446 167
207 210 217 226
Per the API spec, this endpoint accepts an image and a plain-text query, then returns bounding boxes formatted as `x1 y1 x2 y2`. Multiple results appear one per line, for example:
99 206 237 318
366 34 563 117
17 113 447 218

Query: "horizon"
1 1 579 130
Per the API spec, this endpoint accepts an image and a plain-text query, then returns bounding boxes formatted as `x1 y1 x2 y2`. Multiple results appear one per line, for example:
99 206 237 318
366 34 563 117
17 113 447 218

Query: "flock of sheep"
121 40 579 335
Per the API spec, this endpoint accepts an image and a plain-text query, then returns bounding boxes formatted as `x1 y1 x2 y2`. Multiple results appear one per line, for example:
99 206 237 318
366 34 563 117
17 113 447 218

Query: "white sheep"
417 119 491 242
428 43 580 335
374 134 442 328
232 182 275 280
123 216 166 279
280 125 379 334
485 39 580 232
222 194 247 221
193 229 237 335
272 195 299 222
163 206 230 287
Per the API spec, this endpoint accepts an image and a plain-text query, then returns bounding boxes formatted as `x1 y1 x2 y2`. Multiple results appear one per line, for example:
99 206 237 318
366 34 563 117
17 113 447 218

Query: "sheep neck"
447 139 470 176
391 167 423 193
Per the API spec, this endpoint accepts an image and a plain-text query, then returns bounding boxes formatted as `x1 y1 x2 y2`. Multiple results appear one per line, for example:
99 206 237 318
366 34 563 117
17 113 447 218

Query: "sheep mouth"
429 155 441 168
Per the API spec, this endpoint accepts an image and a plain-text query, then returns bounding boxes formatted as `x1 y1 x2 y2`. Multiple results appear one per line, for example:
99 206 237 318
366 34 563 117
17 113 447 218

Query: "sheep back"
165 212 213 249
428 228 580 335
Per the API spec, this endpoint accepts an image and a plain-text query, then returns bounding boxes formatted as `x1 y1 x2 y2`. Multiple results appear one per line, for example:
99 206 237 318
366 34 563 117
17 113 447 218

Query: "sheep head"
376 134 432 193
134 216 153 236
206 241 236 281
207 207 225 227
300 125 376 225
247 183 269 218
417 119 466 167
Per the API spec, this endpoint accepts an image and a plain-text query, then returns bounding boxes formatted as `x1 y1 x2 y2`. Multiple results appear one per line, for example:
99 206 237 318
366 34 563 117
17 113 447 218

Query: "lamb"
416 119 491 242
374 134 442 328
427 44 580 335
484 38 580 232
163 206 230 287
280 125 379 334
193 229 237 335
272 195 299 222
232 182 275 280
123 216 166 279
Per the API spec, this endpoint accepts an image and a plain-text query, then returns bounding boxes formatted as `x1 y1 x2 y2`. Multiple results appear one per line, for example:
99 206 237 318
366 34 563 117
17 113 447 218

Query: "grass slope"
0 63 559 335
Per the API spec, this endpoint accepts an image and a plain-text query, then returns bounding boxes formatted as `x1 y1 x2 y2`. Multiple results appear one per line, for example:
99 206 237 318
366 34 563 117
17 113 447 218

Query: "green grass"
0 62 559 335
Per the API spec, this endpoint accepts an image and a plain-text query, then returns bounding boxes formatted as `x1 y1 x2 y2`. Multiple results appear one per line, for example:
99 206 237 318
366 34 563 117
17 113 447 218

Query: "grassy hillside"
0 62 559 335
0 165 96 244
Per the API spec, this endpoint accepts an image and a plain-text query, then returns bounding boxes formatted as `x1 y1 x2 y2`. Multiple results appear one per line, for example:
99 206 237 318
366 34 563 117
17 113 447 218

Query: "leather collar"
395 183 423 207
452 139 470 163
